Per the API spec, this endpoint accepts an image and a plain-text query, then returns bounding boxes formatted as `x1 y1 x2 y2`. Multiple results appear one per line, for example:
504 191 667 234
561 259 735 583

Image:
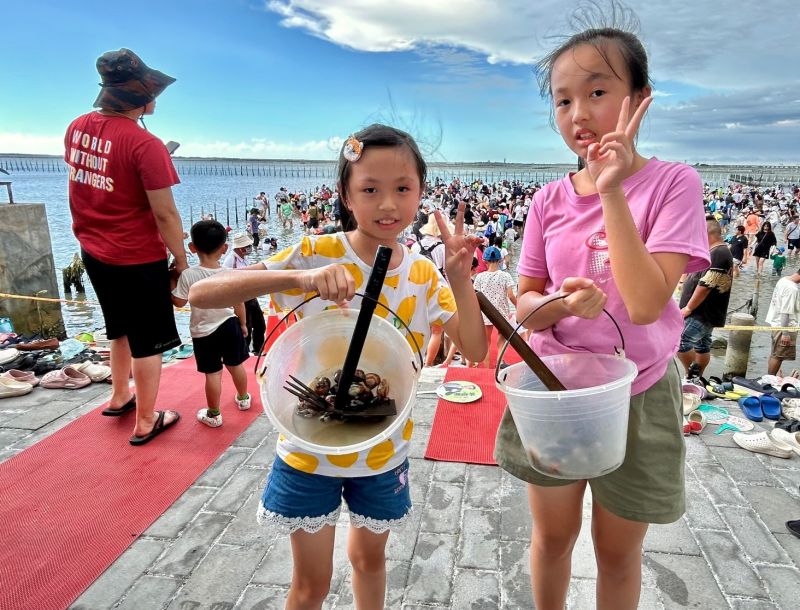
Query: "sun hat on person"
420 215 454 237
483 246 502 262
231 232 253 249
93 48 176 112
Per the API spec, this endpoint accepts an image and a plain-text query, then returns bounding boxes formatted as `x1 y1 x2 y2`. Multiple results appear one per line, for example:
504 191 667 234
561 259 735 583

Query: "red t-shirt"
64 112 180 265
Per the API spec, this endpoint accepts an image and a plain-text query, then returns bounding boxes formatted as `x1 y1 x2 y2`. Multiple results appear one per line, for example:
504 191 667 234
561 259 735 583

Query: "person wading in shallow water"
65 48 184 445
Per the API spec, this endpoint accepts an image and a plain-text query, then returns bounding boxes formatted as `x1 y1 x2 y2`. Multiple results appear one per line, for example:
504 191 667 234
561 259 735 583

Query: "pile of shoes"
0 333 112 399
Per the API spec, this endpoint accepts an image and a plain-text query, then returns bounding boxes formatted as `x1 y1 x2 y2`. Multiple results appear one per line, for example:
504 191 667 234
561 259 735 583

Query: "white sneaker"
197 408 222 428
235 393 251 411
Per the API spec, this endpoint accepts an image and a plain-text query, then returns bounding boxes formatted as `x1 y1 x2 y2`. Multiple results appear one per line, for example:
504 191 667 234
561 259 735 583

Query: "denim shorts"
678 316 714 354
257 456 412 534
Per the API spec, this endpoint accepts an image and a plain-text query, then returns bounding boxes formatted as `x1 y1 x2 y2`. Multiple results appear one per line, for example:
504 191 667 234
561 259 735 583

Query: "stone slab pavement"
2 360 799 610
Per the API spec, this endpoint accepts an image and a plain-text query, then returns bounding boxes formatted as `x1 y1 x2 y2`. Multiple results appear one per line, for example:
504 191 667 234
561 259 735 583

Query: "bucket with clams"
258 296 423 455
495 301 637 480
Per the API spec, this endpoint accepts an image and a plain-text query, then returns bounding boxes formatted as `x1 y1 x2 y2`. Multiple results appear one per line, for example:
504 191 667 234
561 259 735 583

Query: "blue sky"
2 0 799 164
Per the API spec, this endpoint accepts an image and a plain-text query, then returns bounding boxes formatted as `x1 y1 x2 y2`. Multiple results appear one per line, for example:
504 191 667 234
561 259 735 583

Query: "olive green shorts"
494 360 685 524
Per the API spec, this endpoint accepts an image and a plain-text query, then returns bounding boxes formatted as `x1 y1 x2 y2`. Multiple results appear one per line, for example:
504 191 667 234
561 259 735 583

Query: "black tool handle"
334 245 394 409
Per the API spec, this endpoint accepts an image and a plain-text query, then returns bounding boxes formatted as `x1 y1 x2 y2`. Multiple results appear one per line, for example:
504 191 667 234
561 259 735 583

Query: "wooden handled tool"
476 291 567 391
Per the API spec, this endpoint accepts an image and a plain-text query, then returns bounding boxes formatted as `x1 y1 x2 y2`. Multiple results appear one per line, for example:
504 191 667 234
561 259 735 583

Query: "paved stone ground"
2 356 799 609
2 253 799 610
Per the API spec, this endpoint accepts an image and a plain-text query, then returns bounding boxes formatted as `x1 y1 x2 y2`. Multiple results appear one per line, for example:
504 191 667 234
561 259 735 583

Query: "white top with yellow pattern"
263 232 457 477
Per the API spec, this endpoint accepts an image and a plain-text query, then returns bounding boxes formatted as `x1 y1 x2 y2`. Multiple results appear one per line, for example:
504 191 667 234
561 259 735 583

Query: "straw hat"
231 232 253 249
420 214 454 237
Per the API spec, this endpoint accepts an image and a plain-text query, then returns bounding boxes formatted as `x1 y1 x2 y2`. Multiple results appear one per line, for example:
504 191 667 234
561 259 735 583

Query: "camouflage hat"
93 48 175 112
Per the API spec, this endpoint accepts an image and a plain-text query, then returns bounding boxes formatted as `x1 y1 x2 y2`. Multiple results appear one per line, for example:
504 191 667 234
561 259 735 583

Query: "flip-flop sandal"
696 403 729 423
161 348 179 364
175 344 194 359
775 418 800 433
101 394 136 416
787 519 800 539
129 410 180 445
706 384 740 400
715 415 755 432
759 395 782 420
738 396 763 422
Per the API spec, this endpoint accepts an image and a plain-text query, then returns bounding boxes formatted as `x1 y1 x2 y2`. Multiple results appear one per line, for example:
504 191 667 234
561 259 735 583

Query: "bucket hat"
231 232 253 249
93 48 175 112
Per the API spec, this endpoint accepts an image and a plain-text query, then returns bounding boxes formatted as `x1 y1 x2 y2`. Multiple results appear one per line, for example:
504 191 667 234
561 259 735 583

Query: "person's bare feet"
106 393 135 411
132 410 180 438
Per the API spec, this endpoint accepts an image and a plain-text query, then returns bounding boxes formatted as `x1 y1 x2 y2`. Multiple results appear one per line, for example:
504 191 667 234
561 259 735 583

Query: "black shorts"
308 217 319 229
788 238 800 251
82 250 180 359
193 316 249 374
513 219 524 228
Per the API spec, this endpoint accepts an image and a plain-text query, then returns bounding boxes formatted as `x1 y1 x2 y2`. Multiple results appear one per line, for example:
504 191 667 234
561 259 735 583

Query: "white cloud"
171 137 343 160
0 132 344 160
263 0 799 88
0 133 63 155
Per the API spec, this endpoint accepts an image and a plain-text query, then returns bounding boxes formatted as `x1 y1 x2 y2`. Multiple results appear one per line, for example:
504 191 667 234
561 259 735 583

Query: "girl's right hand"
559 277 607 320
301 264 356 305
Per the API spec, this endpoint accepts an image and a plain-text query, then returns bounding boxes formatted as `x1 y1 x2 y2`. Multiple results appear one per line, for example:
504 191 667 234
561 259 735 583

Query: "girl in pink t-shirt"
493 7 709 610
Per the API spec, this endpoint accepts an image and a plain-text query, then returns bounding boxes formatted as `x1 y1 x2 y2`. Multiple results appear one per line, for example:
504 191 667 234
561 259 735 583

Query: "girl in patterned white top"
190 124 487 610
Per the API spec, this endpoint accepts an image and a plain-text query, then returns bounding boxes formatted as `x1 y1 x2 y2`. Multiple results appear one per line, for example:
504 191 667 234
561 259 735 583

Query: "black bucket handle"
496 292 626 385
255 292 425 377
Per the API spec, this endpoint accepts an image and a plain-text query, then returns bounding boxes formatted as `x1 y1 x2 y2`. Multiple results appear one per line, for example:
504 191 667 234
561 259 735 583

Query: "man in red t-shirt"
65 48 186 445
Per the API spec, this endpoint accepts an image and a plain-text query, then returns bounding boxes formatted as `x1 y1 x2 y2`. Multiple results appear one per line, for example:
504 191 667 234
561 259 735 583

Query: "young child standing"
171 220 251 427
493 8 709 610
472 245 517 368
189 124 486 609
771 246 787 276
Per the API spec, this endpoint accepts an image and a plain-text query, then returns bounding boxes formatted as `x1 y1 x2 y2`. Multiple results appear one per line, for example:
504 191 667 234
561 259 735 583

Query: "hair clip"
343 135 363 162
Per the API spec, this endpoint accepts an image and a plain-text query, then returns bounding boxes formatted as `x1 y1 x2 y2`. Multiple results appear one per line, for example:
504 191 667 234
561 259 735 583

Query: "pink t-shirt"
518 158 710 394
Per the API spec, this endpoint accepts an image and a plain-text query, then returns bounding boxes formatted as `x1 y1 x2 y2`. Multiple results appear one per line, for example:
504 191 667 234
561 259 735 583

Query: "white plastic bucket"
497 352 638 479
259 308 421 454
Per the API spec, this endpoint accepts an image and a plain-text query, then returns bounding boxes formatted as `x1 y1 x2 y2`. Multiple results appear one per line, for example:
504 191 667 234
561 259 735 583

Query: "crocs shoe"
197 408 222 428
40 366 91 389
73 360 112 382
683 392 701 415
770 428 800 456
235 393 251 411
0 375 34 398
0 369 39 387
733 431 793 458
687 410 707 434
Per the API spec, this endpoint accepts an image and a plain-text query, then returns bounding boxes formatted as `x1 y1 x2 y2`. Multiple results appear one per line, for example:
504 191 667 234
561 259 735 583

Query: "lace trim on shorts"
349 507 413 533
256 505 341 533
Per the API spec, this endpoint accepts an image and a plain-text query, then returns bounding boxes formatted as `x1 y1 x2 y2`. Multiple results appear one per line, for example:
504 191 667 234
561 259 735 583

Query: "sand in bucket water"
260 308 421 454
497 352 638 479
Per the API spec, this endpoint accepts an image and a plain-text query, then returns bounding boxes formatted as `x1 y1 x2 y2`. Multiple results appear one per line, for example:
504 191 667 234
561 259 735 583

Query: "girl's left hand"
435 202 482 282
586 95 653 195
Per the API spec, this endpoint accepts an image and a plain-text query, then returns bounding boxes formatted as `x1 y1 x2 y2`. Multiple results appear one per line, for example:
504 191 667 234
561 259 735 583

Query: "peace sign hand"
586 95 653 195
434 202 482 283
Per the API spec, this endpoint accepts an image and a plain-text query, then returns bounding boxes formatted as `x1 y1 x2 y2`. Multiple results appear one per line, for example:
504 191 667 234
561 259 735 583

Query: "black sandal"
101 394 136 416
129 410 180 446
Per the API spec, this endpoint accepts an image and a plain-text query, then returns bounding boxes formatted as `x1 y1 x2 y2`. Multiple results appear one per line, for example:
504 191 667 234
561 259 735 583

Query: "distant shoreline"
1 152 799 171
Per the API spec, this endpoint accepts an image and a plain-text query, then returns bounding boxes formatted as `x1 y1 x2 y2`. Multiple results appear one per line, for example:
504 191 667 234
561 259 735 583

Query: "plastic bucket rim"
259 308 420 454
497 353 638 399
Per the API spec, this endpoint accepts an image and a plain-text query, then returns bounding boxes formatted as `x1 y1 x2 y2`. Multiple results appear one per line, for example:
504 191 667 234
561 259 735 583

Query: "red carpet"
0 357 262 610
424 367 508 465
